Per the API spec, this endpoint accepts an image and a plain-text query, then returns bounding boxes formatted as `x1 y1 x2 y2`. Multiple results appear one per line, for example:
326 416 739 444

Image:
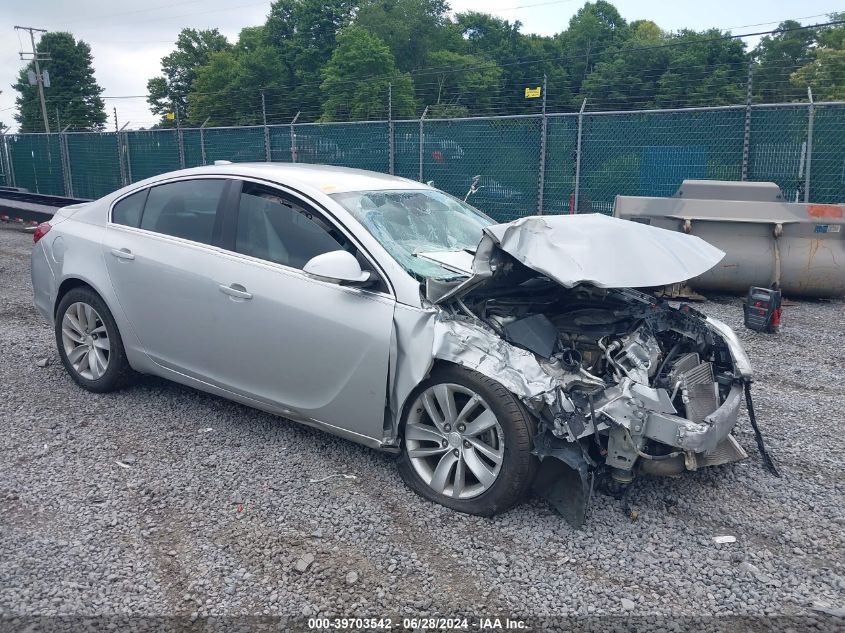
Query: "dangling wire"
743 381 781 478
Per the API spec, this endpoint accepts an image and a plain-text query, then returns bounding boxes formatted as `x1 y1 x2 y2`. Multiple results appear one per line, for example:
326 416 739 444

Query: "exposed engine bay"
446 274 751 526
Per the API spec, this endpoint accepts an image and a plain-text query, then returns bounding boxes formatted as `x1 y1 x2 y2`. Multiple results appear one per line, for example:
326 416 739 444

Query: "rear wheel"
55 287 131 392
397 365 537 516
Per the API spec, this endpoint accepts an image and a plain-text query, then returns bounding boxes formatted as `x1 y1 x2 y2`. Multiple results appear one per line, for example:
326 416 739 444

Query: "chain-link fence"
2 102 843 221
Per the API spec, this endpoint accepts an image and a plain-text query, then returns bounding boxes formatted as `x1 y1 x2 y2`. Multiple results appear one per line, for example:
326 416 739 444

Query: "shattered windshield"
331 189 493 280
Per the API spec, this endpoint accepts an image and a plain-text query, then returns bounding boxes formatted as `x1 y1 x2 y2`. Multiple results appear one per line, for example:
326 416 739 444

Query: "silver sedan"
31 164 753 525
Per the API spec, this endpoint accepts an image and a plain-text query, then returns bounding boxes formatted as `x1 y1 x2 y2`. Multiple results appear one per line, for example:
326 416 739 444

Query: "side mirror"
303 250 371 284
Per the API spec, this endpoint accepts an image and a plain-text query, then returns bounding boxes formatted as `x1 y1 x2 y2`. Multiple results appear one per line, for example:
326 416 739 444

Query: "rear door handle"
110 248 135 260
218 283 253 300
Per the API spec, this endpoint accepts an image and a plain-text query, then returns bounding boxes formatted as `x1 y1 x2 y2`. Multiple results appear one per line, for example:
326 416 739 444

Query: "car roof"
166 163 429 195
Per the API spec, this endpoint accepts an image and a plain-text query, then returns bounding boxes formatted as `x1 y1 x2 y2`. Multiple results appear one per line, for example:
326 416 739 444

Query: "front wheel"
397 365 537 516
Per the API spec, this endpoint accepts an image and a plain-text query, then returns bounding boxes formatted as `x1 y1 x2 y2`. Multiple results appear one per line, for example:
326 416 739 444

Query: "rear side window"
140 179 226 245
112 190 147 228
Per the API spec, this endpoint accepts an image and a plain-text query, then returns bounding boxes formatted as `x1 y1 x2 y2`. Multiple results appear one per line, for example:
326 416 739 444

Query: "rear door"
103 177 234 380
210 180 395 441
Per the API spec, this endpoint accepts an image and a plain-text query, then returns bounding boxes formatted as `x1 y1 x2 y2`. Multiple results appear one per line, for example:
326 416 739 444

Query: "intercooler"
668 353 720 423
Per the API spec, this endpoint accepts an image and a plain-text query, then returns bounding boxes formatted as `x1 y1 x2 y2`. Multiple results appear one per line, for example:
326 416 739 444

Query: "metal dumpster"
614 180 845 297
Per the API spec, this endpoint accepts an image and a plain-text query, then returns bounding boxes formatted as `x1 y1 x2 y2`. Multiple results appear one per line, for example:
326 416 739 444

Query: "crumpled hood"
429 214 725 303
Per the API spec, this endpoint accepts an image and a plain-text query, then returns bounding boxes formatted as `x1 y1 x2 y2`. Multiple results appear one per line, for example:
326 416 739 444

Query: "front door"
211 181 395 441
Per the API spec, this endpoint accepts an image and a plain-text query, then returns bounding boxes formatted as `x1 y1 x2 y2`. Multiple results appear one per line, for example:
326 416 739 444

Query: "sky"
0 0 839 131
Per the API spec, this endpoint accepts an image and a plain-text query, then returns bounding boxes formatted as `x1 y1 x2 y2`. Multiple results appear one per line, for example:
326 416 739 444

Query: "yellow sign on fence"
165 112 176 120
524 87 542 98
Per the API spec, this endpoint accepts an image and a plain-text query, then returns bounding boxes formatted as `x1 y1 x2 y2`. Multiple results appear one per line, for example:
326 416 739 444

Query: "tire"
55 287 132 393
397 364 537 516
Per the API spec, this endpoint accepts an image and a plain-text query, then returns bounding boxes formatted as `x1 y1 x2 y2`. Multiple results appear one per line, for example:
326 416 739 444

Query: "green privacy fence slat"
65 133 121 199
202 126 266 164
7 134 65 195
748 105 808 202
290 122 389 172
422 117 542 222
268 126 292 162
394 120 419 181
125 130 181 183
183 129 203 168
811 104 845 205
579 108 746 214
6 103 844 212
543 115 578 215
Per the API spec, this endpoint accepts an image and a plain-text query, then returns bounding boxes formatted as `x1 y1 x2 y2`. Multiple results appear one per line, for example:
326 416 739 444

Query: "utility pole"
15 26 51 134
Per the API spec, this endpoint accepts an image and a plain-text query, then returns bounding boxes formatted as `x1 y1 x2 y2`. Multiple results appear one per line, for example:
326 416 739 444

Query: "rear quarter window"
111 190 148 228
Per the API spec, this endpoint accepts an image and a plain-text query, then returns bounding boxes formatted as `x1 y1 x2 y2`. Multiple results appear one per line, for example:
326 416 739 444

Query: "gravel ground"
0 225 843 628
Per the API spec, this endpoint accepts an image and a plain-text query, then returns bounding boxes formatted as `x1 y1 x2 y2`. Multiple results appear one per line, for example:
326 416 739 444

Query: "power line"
99 18 844 103
7 16 842 129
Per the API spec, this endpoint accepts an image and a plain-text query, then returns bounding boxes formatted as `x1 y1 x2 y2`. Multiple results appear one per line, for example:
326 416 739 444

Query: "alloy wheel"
61 302 111 380
405 383 504 500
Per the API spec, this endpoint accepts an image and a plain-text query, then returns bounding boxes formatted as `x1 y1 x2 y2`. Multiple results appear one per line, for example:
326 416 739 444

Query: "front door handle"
218 283 253 300
110 248 135 261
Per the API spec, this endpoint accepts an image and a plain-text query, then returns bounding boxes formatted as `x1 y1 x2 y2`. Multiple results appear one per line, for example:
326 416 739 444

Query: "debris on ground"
294 554 315 573
308 474 357 484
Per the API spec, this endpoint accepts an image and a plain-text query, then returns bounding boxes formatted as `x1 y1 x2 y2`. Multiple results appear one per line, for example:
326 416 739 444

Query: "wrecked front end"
425 215 753 527
434 285 750 526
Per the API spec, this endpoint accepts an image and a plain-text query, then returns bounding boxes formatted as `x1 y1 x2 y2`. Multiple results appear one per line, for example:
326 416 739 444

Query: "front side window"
235 183 349 270
331 189 493 280
139 179 225 245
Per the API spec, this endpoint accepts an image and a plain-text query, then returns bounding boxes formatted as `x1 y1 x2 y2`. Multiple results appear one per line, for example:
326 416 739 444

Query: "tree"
578 21 665 109
657 30 746 107
578 24 747 110
356 0 454 72
557 1 628 99
753 21 815 102
146 28 231 126
791 15 845 101
13 32 106 132
452 12 570 113
265 0 356 116
418 51 502 116
320 26 415 121
189 27 295 126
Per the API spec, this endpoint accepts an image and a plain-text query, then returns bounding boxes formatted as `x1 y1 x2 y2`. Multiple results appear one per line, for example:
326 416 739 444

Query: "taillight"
33 222 52 244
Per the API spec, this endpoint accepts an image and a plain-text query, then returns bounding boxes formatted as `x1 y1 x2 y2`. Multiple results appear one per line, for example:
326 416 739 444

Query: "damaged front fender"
386 308 557 445
431 316 559 401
